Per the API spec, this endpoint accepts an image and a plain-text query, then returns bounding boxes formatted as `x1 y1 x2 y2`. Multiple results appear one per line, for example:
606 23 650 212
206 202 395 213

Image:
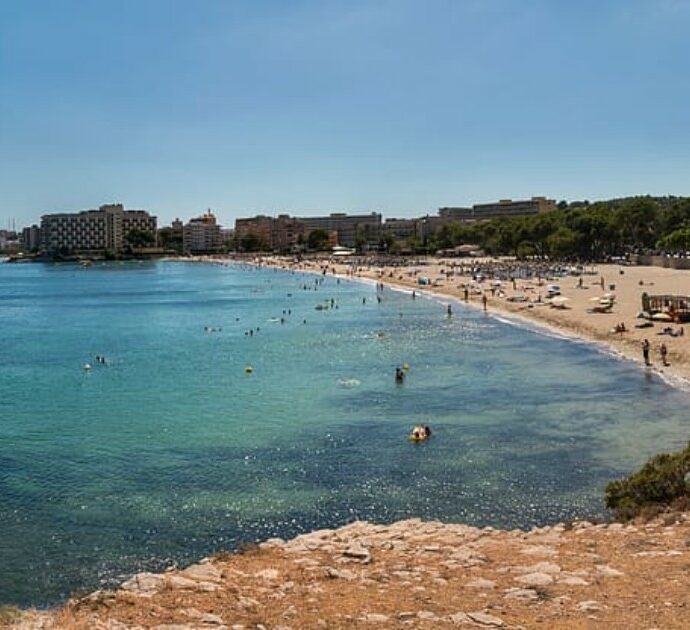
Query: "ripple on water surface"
0 261 689 606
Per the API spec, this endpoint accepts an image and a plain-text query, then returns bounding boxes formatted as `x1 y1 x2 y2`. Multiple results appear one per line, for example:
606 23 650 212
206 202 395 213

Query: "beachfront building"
183 211 223 254
21 225 41 251
234 214 309 253
234 212 382 251
234 214 304 252
297 212 382 249
382 218 418 242
41 204 157 255
439 197 558 223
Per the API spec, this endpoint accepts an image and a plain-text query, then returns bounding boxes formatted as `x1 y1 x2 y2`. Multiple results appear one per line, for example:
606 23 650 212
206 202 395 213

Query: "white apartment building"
183 211 223 253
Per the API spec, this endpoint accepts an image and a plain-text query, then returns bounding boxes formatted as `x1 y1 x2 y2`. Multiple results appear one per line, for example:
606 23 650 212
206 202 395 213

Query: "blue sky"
1 0 689 228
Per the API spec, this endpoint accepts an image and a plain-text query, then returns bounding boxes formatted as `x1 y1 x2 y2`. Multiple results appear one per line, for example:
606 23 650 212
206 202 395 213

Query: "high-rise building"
41 204 157 254
183 211 223 254
21 225 41 251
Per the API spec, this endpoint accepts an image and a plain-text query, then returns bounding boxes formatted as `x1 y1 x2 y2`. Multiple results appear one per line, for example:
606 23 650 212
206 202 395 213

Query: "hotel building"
41 204 157 254
183 211 223 254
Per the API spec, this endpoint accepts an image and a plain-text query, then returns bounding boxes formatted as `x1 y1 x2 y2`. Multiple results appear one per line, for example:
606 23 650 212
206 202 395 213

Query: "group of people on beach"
642 339 670 367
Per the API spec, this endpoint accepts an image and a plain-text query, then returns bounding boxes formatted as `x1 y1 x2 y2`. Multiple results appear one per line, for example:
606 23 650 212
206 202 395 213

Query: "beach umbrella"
550 296 569 307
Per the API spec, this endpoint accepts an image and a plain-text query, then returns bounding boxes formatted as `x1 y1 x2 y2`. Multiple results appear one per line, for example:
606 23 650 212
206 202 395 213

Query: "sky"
1 0 689 228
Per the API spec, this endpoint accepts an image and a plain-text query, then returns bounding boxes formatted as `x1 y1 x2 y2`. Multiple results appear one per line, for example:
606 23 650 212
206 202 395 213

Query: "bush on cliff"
605 442 690 520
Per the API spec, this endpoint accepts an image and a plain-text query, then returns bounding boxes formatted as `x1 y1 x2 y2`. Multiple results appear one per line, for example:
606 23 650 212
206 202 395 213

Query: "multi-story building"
234 212 382 251
21 225 41 251
439 197 557 223
234 215 305 252
183 211 223 254
41 204 157 254
0 230 20 251
234 215 275 250
297 212 382 249
382 218 418 242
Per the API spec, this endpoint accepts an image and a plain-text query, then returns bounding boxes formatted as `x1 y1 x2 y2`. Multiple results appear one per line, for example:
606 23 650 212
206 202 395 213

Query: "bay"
0 260 688 606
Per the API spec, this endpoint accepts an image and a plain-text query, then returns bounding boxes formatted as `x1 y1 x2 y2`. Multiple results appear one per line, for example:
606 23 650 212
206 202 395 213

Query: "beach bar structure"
641 292 690 322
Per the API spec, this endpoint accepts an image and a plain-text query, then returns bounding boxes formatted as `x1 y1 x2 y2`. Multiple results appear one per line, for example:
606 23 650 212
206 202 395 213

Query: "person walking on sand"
642 339 651 366
660 343 669 366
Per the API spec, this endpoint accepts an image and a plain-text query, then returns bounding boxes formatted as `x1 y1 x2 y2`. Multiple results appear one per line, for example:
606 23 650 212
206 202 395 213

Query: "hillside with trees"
424 195 690 260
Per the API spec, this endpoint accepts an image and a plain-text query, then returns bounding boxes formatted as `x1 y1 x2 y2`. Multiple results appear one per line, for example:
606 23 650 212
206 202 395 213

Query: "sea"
1 260 689 607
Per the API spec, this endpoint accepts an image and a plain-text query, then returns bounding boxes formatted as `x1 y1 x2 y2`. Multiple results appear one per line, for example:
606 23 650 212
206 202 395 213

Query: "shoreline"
18 514 690 628
9 255 690 627
222 254 690 390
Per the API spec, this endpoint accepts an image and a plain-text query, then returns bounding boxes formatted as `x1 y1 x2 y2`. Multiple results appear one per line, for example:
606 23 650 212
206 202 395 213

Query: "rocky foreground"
13 515 690 629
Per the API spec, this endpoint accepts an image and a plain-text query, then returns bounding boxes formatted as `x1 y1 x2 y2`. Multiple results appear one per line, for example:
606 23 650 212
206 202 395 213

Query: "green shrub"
605 442 690 520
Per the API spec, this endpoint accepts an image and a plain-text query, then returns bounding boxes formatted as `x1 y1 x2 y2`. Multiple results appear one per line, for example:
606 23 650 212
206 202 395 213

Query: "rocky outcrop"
13 514 690 629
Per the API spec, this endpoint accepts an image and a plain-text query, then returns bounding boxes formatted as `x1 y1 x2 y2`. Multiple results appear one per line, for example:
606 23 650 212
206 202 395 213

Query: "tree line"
422 196 690 260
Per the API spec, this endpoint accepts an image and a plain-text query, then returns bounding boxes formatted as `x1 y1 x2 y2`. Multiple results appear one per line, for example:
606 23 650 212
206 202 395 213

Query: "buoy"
83 363 92 371
402 362 410 372
244 366 253 373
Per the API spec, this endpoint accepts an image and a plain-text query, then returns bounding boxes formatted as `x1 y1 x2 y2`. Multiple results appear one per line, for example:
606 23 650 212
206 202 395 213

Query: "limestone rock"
466 578 496 589
343 543 372 563
167 575 220 592
576 600 604 612
519 561 561 574
120 572 166 595
467 611 505 626
180 563 223 583
515 572 554 587
417 611 437 620
558 575 590 586
254 568 280 580
504 587 539 601
363 613 390 623
324 566 357 580
596 564 623 578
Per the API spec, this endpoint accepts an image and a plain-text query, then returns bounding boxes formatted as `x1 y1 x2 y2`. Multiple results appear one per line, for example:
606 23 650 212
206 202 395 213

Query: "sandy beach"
227 255 690 386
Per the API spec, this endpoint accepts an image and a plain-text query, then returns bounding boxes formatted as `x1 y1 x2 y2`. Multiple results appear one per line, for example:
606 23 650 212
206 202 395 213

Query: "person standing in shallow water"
447 304 452 317
482 294 488 311
642 339 651 366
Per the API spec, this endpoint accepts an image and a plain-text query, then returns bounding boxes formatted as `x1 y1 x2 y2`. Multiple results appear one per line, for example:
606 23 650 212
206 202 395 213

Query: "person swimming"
395 367 405 383
409 425 431 441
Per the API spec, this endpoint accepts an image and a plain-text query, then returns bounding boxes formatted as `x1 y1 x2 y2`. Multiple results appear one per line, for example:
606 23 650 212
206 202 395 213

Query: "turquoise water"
1 261 689 606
